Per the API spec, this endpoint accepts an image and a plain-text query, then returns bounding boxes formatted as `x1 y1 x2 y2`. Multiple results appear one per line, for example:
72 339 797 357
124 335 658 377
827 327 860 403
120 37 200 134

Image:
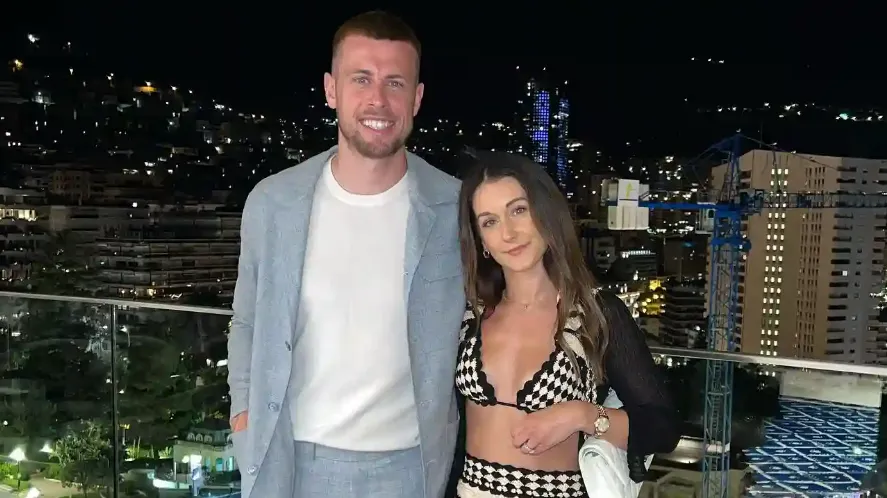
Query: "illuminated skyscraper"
555 99 570 188
530 86 551 164
710 149 887 365
518 74 573 197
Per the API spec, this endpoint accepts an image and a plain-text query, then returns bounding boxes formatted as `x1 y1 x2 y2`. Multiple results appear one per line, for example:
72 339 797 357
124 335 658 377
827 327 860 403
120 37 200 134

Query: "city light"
1 20 886 498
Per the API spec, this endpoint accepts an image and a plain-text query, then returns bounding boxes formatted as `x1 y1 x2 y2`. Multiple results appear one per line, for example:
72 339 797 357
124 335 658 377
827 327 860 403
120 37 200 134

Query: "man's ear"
323 72 337 109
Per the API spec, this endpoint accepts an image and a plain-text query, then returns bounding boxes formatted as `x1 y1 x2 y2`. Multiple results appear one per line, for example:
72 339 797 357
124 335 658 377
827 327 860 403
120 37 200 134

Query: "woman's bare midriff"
465 402 581 472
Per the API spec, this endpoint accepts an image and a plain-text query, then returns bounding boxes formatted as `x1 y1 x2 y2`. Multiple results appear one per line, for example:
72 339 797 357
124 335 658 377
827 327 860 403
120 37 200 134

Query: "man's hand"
511 401 588 455
231 411 249 433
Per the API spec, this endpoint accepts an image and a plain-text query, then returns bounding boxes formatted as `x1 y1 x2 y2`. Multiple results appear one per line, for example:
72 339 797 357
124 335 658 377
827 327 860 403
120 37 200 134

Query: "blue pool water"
745 397 877 497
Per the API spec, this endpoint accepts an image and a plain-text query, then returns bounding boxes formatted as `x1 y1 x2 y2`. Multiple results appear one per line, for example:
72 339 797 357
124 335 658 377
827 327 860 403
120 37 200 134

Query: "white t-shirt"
288 158 418 451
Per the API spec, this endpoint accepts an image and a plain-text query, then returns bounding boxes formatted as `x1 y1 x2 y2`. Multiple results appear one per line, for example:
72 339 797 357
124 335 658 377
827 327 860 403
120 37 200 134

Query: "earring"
482 249 490 259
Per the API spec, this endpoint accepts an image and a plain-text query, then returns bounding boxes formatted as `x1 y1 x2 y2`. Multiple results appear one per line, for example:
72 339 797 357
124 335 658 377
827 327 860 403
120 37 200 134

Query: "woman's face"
472 176 547 274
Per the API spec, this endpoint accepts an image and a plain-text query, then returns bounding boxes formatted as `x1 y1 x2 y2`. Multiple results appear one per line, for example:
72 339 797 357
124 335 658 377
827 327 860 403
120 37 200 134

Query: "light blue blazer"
227 147 465 498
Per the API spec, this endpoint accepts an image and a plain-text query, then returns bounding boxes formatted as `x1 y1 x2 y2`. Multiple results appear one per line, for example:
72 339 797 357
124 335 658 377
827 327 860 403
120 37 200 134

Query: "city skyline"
6 26 887 368
4 5 887 159
1 7 887 498
8 28 887 165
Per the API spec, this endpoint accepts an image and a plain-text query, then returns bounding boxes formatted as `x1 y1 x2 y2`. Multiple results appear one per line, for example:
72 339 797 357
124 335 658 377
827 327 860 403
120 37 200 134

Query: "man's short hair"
332 11 421 67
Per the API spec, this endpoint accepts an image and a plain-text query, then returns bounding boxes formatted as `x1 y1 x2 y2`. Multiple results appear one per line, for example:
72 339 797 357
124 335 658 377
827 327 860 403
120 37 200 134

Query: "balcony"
0 291 237 497
0 290 881 498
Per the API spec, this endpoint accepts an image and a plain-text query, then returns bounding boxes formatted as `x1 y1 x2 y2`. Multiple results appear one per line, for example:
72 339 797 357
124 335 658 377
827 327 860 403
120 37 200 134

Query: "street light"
9 447 25 489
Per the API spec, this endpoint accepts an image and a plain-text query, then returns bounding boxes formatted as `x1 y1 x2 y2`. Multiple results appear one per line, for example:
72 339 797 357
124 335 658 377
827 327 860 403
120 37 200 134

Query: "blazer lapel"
270 147 337 346
403 195 435 306
273 206 311 345
403 157 438 358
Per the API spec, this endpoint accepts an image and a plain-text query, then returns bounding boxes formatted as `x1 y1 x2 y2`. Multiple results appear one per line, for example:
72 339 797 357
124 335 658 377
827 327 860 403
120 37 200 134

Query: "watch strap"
593 405 609 438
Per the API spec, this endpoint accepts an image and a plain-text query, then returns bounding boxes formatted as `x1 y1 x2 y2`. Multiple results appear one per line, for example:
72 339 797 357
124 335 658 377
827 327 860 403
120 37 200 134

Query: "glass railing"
0 290 883 498
0 291 239 498
648 346 884 498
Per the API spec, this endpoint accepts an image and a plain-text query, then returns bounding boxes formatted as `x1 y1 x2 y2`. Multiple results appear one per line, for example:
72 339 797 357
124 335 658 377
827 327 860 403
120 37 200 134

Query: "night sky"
3 3 884 149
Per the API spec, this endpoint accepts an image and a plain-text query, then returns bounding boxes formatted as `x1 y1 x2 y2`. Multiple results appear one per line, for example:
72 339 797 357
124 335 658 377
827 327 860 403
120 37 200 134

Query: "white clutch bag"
579 390 653 498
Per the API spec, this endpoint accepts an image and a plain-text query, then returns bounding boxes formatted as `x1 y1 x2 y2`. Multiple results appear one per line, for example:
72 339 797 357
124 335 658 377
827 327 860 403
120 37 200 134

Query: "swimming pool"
745 397 877 497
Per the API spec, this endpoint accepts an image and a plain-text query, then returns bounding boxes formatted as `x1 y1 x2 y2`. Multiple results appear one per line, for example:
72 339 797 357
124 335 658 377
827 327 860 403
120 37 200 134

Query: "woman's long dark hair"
458 149 610 380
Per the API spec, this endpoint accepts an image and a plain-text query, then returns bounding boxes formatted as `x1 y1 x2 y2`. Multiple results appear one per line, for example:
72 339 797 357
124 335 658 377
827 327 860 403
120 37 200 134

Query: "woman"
453 150 680 498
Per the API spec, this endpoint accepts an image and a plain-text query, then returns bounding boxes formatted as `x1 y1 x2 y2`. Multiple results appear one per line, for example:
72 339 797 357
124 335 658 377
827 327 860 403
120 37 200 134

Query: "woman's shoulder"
591 288 635 325
460 301 486 341
561 297 590 359
462 301 486 320
561 287 626 353
566 286 623 313
590 287 621 308
565 287 617 325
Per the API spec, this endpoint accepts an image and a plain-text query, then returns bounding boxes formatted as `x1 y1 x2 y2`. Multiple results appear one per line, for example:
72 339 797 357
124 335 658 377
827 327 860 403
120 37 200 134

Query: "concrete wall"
780 369 882 408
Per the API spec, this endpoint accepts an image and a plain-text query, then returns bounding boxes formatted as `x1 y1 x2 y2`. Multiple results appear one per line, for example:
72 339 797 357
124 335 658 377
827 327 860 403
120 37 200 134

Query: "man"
227 10 465 498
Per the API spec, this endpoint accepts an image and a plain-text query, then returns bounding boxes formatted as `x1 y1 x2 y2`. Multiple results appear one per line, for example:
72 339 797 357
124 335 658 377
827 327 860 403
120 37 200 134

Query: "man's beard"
339 117 409 160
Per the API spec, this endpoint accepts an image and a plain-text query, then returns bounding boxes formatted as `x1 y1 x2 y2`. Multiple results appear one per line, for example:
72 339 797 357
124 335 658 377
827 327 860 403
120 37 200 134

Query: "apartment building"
711 149 887 364
93 204 241 301
42 204 149 240
30 164 240 302
660 279 706 348
0 188 47 282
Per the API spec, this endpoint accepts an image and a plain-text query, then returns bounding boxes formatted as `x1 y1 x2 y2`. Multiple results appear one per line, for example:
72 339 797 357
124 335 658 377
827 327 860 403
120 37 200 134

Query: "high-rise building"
572 145 606 214
662 237 708 279
516 71 572 197
0 188 45 283
660 278 707 348
710 149 887 364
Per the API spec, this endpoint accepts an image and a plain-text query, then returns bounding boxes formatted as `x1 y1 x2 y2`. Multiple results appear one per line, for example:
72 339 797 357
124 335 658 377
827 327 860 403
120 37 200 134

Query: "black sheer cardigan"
445 290 680 496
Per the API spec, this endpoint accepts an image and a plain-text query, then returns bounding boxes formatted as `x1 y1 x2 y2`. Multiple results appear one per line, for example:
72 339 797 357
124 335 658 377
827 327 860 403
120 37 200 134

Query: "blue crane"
603 133 887 498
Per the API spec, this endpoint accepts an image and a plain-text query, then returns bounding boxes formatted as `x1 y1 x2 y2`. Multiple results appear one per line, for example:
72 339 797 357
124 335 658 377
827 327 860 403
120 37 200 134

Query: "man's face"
324 35 424 160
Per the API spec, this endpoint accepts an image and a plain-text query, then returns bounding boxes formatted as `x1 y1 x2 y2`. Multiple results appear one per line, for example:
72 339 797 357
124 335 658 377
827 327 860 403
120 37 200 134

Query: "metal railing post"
110 304 120 498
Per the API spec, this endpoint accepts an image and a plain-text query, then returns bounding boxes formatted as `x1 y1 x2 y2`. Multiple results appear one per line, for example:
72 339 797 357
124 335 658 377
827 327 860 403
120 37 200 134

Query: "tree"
53 420 111 497
117 327 195 459
0 387 57 453
115 291 228 457
7 299 110 424
179 292 232 420
682 331 780 417
663 357 780 447
733 364 780 418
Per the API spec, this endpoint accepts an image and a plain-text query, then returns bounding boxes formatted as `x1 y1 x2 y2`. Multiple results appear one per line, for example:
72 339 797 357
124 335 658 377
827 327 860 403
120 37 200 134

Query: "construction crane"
602 133 887 498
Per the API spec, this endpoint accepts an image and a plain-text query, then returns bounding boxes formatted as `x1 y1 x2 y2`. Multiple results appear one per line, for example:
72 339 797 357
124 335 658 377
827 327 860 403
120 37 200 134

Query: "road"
0 485 19 498
28 478 67 497
1 478 69 498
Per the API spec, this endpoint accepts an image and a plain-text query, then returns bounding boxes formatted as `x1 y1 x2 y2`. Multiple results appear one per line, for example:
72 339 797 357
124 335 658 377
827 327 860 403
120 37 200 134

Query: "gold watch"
592 405 610 438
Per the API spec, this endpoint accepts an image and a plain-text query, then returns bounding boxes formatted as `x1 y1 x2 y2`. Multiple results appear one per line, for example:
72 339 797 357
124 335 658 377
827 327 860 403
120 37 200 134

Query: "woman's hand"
230 411 249 433
511 401 592 455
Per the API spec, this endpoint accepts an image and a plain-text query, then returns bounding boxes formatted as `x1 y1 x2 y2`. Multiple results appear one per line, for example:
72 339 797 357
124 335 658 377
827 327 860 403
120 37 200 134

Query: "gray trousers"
293 441 424 497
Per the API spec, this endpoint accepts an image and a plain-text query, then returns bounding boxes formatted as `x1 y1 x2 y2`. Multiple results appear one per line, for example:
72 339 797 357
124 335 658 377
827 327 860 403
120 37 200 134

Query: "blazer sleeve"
227 189 263 418
598 290 681 456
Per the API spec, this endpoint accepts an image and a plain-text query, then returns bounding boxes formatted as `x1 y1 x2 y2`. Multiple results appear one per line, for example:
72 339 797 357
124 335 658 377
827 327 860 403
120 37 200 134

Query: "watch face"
595 416 611 433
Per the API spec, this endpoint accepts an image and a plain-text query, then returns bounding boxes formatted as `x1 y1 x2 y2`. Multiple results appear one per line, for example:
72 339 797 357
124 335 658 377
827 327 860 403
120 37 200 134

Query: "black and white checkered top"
455 299 599 413
452 289 683 484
